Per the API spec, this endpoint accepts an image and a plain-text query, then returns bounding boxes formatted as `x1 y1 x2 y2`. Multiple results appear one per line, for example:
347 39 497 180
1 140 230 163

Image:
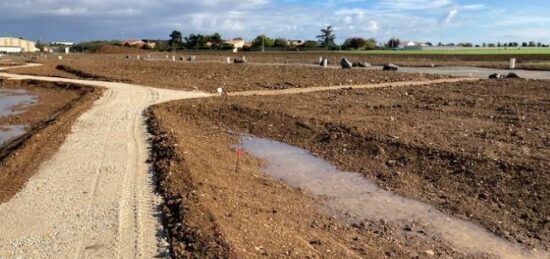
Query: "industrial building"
0 37 38 53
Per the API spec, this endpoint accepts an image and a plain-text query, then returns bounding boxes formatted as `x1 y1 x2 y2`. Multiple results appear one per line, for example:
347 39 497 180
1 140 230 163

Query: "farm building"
0 37 38 53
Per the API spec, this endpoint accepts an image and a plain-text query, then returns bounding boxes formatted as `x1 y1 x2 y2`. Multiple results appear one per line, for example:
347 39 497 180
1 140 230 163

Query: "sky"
1 0 550 44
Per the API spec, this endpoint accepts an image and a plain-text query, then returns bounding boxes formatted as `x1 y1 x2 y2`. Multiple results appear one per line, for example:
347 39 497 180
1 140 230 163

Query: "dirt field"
7 55 450 92
0 78 102 203
143 52 550 71
148 78 549 257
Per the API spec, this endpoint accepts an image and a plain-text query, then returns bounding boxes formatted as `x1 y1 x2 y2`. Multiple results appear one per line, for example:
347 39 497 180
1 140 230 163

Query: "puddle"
0 125 25 147
0 88 37 118
238 135 547 259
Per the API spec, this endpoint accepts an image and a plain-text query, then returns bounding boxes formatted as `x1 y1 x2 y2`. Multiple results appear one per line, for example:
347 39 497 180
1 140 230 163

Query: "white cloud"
441 8 458 25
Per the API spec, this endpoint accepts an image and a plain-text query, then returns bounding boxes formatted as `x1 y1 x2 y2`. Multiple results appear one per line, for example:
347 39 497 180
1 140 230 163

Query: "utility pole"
261 34 265 52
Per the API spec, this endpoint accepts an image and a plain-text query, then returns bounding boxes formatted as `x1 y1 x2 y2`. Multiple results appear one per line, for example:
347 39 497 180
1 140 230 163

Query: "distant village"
1 27 549 54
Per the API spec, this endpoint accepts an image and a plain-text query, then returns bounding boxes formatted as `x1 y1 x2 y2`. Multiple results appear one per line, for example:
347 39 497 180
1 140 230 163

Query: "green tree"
273 38 288 48
386 38 400 48
303 40 319 49
364 38 377 50
252 35 274 48
317 26 336 49
169 30 183 49
210 33 223 49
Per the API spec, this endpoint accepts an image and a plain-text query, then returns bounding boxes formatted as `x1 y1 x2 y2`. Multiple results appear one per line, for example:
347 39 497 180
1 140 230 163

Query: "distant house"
223 38 246 52
0 37 38 53
120 40 147 48
50 42 74 53
288 40 305 47
141 39 158 49
400 41 428 50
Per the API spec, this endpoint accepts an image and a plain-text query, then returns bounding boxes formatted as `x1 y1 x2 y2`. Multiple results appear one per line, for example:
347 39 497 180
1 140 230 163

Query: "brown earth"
0 78 103 203
147 106 478 259
7 55 450 92
149 78 549 256
147 52 550 71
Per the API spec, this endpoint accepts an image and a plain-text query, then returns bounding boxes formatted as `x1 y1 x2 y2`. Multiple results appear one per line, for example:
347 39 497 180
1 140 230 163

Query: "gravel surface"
0 68 209 258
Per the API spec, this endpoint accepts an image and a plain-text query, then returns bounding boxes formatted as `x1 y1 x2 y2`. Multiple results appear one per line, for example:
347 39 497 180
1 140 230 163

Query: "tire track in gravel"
0 65 481 258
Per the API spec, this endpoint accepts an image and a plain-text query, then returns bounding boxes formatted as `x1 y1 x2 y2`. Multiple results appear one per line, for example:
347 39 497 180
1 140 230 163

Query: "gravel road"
0 69 209 258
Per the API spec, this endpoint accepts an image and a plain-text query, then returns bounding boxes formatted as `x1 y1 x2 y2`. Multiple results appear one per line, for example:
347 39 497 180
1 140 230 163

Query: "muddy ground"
0 78 102 203
7 55 449 92
148 107 476 259
149 78 549 257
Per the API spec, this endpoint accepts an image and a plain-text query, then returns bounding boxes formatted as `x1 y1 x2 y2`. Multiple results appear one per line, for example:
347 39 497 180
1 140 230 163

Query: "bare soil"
0 78 102 203
147 106 475 258
149 78 549 256
7 55 449 92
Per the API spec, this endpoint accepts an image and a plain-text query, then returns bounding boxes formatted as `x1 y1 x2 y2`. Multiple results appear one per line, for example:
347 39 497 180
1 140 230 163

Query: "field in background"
347 47 550 55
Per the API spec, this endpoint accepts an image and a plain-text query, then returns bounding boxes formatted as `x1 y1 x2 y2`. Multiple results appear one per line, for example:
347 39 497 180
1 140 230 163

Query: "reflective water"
0 125 25 146
238 135 547 259
0 88 37 118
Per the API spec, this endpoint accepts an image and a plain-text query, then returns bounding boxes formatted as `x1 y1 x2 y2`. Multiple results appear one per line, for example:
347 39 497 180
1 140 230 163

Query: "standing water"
0 88 37 146
238 136 548 259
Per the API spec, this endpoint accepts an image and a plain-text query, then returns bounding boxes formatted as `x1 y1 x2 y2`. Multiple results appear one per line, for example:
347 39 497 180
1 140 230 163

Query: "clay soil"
7 55 449 92
0 78 102 203
148 78 549 257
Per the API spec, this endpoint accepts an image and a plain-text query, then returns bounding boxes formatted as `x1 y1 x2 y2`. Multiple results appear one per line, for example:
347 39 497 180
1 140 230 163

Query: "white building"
0 37 38 53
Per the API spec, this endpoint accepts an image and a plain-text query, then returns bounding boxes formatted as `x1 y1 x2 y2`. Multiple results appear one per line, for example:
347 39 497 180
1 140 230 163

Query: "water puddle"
0 88 37 118
238 135 547 259
0 125 25 147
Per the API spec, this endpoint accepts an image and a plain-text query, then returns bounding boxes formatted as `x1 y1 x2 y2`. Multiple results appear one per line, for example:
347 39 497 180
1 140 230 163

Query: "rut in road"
0 65 479 258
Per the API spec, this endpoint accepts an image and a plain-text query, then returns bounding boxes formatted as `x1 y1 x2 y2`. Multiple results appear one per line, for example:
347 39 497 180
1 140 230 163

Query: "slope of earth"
148 104 475 258
0 78 102 203
156 79 549 253
7 55 450 92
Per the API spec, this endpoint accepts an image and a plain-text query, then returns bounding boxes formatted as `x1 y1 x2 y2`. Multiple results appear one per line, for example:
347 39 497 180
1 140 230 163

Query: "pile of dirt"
160 79 549 252
0 78 103 203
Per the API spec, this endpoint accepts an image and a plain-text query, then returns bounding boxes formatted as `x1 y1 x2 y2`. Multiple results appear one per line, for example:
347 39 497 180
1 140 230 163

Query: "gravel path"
0 69 209 258
0 65 487 258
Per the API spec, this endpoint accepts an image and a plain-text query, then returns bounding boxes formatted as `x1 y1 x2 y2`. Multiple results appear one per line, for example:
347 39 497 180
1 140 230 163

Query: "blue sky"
1 0 549 44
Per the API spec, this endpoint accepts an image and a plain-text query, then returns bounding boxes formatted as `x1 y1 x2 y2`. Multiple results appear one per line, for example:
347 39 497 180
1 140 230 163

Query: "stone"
506 72 521 79
423 250 435 256
353 62 371 68
489 73 504 79
341 58 353 69
383 63 399 71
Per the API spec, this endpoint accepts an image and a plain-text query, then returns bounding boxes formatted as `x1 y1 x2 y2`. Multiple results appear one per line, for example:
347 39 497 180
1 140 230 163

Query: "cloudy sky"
1 0 549 44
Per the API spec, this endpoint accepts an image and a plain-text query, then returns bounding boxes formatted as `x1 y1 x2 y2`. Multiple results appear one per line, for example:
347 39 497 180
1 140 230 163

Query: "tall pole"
262 33 265 52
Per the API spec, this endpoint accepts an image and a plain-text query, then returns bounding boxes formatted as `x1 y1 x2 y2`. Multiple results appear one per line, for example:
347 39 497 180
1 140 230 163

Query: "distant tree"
488 43 495 47
343 37 366 50
522 42 528 47
273 38 289 48
210 33 223 49
537 42 542 47
303 40 319 49
317 26 336 49
386 38 400 48
425 42 433 47
528 41 536 47
497 42 502 47
482 42 487 47
36 40 45 52
252 35 274 48
437 42 444 47
169 30 183 50
364 38 377 50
